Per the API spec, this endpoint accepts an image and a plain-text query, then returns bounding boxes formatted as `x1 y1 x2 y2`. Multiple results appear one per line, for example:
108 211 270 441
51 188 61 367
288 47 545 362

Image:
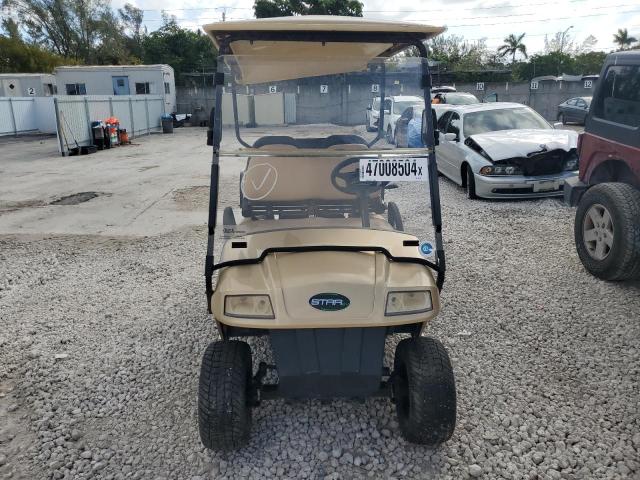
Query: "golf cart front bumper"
210 251 439 330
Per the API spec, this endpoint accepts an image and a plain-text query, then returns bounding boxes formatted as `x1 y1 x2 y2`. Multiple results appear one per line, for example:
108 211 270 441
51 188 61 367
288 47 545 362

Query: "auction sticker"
359 158 429 182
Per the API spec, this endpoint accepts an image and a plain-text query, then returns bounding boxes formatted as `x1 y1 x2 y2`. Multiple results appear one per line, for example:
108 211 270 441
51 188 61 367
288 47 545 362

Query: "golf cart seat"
253 134 367 149
241 142 383 219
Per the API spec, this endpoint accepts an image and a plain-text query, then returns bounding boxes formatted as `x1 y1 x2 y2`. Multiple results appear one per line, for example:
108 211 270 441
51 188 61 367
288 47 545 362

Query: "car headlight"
479 165 523 176
385 290 433 316
224 295 274 319
564 153 579 171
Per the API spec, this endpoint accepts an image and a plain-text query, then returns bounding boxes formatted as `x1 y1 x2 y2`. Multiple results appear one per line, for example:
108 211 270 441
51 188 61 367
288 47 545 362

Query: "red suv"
565 50 640 281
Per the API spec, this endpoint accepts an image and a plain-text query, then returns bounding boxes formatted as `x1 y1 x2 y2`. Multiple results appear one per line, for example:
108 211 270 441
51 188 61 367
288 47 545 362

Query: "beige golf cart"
200 16 455 451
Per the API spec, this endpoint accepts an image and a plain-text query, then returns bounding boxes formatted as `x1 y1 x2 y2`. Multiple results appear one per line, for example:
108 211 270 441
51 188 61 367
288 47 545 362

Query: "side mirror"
553 122 563 129
444 132 458 142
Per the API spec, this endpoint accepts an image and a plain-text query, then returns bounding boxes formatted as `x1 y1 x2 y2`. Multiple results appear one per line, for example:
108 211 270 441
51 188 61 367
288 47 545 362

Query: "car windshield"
446 93 479 105
394 100 423 114
216 53 436 248
583 97 592 106
463 107 551 137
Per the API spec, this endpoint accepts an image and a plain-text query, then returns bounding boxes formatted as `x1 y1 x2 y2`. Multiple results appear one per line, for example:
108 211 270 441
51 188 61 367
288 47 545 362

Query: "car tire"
558 113 565 125
387 125 394 144
574 183 640 281
387 202 404 231
223 206 236 226
393 337 456 446
465 164 478 199
198 340 253 451
393 128 399 147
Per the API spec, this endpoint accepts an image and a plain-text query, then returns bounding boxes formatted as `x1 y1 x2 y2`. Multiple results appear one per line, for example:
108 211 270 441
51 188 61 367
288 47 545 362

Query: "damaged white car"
434 103 579 199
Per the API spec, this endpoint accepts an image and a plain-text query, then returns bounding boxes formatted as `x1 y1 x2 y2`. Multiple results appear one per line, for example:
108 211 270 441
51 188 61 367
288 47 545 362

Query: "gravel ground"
1 130 639 480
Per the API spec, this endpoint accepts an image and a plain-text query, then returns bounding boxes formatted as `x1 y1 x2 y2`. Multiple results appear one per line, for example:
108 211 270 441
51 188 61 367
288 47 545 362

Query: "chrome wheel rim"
583 203 614 261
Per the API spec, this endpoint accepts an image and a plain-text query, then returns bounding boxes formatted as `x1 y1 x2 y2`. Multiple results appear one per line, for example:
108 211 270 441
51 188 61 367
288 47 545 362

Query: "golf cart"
200 16 455 451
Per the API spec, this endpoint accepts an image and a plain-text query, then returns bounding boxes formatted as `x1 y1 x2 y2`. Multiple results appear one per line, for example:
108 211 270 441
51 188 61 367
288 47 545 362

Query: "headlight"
564 153 579 171
224 295 274 319
479 165 523 176
385 290 433 316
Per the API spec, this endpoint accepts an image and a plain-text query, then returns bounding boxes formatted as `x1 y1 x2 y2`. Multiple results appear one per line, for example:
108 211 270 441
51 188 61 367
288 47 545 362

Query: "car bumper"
474 171 578 199
563 176 589 206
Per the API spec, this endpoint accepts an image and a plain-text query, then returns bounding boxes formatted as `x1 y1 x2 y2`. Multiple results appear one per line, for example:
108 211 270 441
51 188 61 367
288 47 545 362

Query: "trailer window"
164 82 171 94
594 65 640 127
65 83 86 95
136 82 151 94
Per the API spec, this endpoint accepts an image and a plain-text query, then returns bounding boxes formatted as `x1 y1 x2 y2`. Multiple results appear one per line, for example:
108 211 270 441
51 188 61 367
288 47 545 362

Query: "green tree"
497 33 527 64
2 0 133 63
253 0 363 18
142 16 217 84
118 3 144 59
0 35 71 72
613 28 637 50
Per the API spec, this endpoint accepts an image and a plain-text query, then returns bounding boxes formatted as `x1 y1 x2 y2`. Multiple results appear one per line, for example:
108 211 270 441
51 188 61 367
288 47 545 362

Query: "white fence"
0 97 57 136
55 95 165 155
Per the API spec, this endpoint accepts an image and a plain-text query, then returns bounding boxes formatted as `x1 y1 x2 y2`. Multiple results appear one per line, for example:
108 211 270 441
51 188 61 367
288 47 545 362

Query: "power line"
140 7 640 26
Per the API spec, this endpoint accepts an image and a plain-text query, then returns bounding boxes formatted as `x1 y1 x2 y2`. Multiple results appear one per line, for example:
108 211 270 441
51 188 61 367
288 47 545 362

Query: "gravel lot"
0 128 638 480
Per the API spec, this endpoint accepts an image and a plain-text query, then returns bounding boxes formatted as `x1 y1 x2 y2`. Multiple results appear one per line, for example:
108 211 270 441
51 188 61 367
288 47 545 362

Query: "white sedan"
434 103 579 199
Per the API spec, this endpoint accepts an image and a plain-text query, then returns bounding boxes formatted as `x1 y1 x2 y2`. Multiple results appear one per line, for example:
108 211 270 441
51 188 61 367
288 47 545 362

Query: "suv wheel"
575 183 640 281
558 113 565 125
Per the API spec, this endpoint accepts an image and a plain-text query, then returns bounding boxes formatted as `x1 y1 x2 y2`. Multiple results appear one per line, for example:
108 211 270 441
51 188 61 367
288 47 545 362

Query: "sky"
114 0 640 56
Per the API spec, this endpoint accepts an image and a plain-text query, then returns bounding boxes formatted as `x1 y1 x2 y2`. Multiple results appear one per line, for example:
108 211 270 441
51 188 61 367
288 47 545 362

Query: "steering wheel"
331 157 389 228
330 157 389 196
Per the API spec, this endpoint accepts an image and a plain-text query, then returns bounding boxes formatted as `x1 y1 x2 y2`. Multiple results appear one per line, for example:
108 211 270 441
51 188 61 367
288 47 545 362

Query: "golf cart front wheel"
387 202 404 231
198 340 252 451
393 337 456 446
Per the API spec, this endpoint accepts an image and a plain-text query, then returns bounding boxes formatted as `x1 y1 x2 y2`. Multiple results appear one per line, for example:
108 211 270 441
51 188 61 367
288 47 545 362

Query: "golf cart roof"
203 16 445 84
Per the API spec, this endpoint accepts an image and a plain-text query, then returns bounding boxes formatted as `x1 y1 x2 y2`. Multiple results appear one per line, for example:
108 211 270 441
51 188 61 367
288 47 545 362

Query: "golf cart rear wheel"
393 337 456 445
198 340 252 451
223 206 236 226
387 202 404 231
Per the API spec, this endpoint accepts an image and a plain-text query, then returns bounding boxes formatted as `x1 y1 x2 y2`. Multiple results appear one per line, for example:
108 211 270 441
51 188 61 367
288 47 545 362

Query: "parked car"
365 95 423 144
557 97 592 125
396 93 482 146
432 103 579 199
564 50 640 281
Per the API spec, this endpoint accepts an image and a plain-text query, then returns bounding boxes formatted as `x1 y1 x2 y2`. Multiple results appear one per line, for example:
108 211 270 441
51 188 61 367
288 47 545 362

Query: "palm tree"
613 28 637 50
497 33 528 63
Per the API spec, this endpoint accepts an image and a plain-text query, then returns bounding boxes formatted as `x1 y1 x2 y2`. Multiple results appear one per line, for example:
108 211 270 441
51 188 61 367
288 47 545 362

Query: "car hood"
467 129 578 161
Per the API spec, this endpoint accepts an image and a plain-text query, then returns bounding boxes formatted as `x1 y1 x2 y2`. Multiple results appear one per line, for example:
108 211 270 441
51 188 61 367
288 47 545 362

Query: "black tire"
393 128 399 147
558 113 566 125
465 164 478 199
387 202 404 231
387 125 394 144
223 206 236 226
198 340 252 451
574 183 640 281
393 337 456 446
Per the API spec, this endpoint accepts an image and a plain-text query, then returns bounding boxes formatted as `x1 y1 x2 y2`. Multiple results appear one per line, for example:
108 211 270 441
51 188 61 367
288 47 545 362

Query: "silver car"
434 103 579 199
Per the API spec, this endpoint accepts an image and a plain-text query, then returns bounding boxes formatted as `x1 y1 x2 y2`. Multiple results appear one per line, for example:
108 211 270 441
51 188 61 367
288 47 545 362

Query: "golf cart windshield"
216 55 435 243
203 19 447 295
